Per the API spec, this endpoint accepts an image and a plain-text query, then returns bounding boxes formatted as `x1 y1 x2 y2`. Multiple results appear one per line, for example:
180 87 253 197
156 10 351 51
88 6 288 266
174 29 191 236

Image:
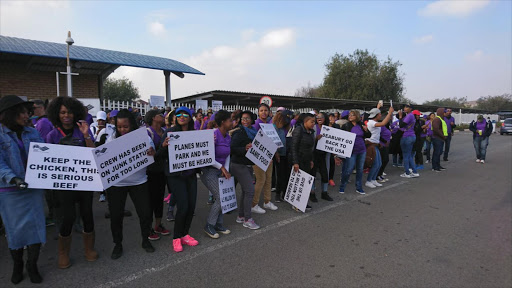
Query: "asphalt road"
1 132 511 288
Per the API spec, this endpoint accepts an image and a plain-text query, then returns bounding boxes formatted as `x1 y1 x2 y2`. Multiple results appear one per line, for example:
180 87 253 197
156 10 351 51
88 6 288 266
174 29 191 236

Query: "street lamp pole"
65 31 74 97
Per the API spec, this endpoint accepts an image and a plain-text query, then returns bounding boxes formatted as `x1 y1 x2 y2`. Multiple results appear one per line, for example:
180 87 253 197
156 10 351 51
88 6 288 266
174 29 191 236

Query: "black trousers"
107 182 152 244
147 171 166 219
329 154 336 180
56 191 94 237
378 146 390 177
276 156 290 195
415 137 426 165
312 151 329 183
167 174 197 239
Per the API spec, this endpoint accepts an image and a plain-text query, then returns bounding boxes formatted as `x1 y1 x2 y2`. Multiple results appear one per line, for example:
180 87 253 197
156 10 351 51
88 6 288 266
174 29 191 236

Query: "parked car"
501 118 512 135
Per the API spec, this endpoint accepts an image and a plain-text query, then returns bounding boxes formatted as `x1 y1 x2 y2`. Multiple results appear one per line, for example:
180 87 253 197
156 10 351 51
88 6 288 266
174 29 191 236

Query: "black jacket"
341 121 371 138
469 120 493 139
230 125 255 166
291 124 315 165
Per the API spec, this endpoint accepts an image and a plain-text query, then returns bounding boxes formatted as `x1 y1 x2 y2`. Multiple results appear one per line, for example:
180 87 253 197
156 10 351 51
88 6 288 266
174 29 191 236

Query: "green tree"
294 81 322 98
320 49 405 102
476 94 512 112
102 77 141 102
422 97 468 108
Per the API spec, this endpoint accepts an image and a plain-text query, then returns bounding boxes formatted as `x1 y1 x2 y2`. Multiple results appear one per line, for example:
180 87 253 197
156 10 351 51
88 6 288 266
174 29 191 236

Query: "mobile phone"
390 100 393 108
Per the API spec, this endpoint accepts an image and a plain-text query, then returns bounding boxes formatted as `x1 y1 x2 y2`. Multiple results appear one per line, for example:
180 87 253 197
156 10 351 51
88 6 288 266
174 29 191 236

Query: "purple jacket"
33 117 54 142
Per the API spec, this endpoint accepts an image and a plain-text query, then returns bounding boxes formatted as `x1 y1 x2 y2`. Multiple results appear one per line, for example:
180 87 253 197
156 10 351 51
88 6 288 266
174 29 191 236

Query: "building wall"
0 62 98 101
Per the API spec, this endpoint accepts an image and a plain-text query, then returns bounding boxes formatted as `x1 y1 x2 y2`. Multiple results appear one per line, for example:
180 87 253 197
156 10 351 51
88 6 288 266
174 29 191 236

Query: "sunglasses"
176 114 190 118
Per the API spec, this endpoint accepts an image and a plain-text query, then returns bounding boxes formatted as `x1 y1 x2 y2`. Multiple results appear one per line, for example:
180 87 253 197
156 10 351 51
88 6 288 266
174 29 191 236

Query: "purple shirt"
194 120 204 131
402 113 416 137
425 120 433 137
290 119 297 127
380 126 391 147
351 125 366 155
475 121 487 136
147 126 164 147
86 113 94 125
214 129 231 166
46 127 94 146
444 116 455 134
253 118 272 131
34 117 54 142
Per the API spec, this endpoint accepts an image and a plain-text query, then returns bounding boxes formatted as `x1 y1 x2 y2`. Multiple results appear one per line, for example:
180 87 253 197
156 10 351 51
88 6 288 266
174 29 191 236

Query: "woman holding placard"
230 111 260 229
158 107 200 252
45 96 98 269
0 95 45 284
106 109 156 259
251 103 278 214
200 110 233 238
311 112 333 202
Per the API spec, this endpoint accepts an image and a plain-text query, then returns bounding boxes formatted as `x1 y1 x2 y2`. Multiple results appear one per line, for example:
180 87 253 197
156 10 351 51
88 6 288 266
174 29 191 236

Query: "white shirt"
366 120 381 144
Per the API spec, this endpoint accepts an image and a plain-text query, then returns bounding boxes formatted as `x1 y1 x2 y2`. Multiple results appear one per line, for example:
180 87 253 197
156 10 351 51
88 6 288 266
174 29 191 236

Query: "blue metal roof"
0 35 204 75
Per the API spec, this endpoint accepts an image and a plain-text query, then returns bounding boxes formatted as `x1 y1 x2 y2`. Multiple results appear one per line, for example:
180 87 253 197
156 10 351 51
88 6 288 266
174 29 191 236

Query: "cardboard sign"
245 129 278 171
219 177 237 214
25 143 103 191
168 130 215 173
150 95 165 108
78 98 101 120
93 128 154 189
195 100 208 111
212 100 223 112
259 123 284 148
316 126 356 158
284 168 314 213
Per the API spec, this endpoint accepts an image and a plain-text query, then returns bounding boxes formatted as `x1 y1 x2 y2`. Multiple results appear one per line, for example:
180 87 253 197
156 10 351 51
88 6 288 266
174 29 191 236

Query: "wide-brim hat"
0 95 33 114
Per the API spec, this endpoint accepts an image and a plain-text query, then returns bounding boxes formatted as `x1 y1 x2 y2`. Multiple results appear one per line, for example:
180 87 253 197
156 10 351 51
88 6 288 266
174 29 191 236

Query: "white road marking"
96 180 408 288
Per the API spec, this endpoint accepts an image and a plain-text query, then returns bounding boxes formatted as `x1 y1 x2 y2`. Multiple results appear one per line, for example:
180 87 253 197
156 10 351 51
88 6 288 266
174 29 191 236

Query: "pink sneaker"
181 235 198 246
172 238 183 252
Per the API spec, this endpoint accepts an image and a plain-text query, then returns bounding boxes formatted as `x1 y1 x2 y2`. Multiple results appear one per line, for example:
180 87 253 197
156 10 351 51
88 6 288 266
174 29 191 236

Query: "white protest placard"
78 98 101 119
93 128 154 189
212 100 223 112
219 177 237 214
195 100 208 111
150 95 165 108
316 126 356 158
25 143 103 191
259 123 284 148
284 168 314 213
168 130 215 173
245 129 278 171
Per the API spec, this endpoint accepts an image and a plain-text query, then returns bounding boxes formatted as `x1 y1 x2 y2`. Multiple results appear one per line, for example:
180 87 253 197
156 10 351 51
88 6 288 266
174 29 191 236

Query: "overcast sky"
1 0 511 103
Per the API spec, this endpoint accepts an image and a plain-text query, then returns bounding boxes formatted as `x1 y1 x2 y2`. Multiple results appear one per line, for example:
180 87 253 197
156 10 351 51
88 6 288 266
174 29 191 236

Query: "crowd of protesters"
0 94 496 285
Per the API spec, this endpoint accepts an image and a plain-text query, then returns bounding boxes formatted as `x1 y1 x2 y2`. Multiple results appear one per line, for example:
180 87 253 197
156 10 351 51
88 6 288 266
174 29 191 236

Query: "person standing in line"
45 96 98 269
376 121 391 183
390 117 404 167
469 115 493 164
230 111 261 229
251 103 278 214
0 95 46 284
106 110 156 259
201 110 233 239
423 113 435 164
398 104 419 178
443 108 456 161
413 110 426 170
144 110 171 241
273 110 293 203
311 112 333 201
327 113 341 186
365 106 394 188
158 107 199 252
431 108 448 172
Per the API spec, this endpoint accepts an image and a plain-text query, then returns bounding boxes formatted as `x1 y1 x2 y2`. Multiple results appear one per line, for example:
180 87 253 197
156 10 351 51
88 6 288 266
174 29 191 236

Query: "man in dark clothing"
443 108 456 161
431 108 447 172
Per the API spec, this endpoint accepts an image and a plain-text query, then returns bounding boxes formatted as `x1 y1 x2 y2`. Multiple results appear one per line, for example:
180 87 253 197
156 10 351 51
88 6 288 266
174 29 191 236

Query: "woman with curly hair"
45 96 98 269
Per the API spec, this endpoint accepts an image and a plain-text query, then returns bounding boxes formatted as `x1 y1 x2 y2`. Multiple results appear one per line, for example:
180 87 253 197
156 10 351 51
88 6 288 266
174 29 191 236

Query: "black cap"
0 95 33 114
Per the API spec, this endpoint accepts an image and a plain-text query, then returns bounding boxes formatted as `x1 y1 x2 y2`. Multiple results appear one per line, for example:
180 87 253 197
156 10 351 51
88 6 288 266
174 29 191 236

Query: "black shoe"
443 158 449 162
321 192 333 201
124 210 132 217
432 169 441 172
111 243 123 260
309 193 318 203
306 204 312 211
440 167 447 171
9 249 24 284
105 212 111 219
142 240 155 253
26 244 42 283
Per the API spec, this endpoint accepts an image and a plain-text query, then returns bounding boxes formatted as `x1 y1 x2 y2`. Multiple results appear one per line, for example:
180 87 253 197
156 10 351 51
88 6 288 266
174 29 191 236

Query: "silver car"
501 118 512 135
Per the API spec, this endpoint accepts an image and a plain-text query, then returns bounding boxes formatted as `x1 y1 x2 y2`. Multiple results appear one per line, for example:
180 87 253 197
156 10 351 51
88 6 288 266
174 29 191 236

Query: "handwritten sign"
93 128 154 189
150 95 165 108
219 177 237 214
245 129 278 171
25 143 103 191
316 126 356 158
212 100 223 112
259 123 284 148
168 130 215 173
195 100 208 111
284 168 314 212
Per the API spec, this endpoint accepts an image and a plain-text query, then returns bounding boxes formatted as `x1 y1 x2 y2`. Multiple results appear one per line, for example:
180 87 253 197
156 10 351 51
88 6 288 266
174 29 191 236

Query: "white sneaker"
400 173 412 178
382 172 387 176
410 173 420 178
476 159 481 163
365 181 376 188
372 180 383 187
425 160 429 164
480 160 485 164
251 205 266 214
263 202 278 211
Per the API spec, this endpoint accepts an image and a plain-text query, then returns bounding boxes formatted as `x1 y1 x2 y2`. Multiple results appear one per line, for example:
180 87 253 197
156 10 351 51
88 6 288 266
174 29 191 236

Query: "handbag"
364 141 376 169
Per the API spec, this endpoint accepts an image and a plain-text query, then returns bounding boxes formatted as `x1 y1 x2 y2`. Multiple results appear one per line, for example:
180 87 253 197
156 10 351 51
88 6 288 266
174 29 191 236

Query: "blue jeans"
400 136 417 174
432 138 444 170
367 146 381 182
392 154 403 166
339 152 366 192
473 137 489 160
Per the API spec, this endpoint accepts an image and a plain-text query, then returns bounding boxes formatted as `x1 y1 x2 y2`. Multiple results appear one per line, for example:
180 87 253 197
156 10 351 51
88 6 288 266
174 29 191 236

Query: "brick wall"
0 62 99 101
